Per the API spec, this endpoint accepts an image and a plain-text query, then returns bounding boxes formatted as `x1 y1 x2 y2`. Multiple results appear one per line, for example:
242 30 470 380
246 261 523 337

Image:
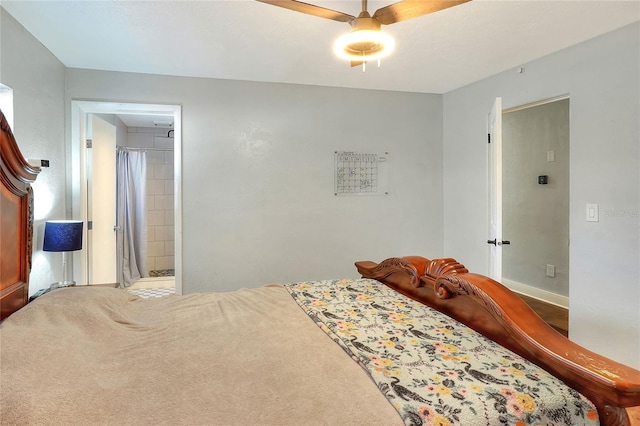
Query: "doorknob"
488 239 510 246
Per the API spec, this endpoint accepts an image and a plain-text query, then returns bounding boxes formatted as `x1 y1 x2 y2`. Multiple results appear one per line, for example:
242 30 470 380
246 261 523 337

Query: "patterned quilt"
285 278 599 426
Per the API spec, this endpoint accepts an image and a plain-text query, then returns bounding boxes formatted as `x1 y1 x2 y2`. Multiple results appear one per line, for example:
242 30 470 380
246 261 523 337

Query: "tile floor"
127 287 175 298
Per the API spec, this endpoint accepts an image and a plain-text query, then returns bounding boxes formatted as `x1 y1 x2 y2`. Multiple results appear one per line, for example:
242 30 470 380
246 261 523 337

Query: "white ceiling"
2 0 639 96
116 114 175 129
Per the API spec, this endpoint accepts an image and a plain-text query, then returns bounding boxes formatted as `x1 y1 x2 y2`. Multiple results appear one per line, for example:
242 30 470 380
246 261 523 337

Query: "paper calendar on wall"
334 151 389 196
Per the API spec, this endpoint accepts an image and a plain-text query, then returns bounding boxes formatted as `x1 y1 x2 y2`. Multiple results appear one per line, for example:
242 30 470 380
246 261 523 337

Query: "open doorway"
70 101 182 295
501 96 570 308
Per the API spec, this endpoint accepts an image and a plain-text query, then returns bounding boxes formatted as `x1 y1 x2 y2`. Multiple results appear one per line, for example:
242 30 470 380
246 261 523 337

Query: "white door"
87 114 117 285
488 97 503 281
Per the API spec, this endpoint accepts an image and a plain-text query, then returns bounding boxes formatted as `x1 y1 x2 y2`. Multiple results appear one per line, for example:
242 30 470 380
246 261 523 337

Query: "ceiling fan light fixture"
259 0 472 66
333 29 395 61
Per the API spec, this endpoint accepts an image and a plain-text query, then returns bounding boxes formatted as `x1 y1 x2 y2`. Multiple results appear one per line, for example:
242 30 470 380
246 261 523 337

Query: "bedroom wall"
0 8 67 295
442 22 640 368
64 69 444 293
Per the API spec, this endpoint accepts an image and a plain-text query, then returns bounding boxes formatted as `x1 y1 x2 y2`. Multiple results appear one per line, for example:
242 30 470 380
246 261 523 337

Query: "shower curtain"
116 149 148 287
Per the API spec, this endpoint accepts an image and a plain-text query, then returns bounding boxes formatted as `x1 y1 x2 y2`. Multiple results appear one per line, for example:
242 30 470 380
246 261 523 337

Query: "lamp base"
50 281 76 289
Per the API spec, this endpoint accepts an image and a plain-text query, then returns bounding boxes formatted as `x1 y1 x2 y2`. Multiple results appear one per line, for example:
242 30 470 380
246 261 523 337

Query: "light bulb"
333 30 395 61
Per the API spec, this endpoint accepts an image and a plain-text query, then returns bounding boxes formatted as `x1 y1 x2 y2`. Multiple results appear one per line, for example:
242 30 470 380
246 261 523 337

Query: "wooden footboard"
356 256 640 426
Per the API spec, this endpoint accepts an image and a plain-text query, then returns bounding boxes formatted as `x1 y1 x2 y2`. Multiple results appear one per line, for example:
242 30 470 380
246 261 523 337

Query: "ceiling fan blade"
373 0 471 25
256 0 355 23
350 60 365 67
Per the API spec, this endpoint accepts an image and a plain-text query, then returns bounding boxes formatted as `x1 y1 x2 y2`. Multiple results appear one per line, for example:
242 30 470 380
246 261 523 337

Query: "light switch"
547 150 556 162
586 203 599 222
546 264 555 278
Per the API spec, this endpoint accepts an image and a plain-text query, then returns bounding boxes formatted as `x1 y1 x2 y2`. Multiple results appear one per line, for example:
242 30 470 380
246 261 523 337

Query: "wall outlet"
546 264 555 278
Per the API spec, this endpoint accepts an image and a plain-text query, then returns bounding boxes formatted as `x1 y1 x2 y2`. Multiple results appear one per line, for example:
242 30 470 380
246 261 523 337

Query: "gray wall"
0 8 67 294
443 23 640 368
502 99 570 298
65 69 444 293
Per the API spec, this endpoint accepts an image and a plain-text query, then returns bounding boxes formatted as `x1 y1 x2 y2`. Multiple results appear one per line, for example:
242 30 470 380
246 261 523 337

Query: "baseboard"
502 278 569 309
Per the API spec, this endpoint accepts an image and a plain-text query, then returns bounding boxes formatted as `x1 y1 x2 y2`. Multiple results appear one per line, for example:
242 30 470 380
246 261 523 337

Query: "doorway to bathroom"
70 101 182 295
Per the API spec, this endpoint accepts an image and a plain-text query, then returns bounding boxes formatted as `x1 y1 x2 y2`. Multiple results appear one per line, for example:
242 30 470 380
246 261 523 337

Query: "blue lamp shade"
43 220 83 252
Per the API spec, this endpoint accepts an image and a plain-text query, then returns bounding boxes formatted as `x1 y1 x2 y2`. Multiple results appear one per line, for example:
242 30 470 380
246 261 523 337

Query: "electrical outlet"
546 264 555 278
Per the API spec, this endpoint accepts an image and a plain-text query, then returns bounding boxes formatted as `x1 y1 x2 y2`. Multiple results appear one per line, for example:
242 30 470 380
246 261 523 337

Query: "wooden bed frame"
0 109 40 320
356 256 640 426
2 107 638 424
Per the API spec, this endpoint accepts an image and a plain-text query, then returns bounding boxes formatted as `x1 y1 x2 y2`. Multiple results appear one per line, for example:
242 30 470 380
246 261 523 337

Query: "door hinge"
86 139 93 149
87 221 93 230
488 133 491 144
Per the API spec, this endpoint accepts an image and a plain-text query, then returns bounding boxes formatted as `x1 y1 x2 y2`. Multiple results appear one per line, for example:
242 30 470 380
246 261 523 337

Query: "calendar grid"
334 151 387 196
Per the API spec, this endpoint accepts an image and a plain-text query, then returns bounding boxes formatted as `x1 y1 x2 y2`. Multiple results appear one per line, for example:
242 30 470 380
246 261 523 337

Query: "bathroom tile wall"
127 127 175 274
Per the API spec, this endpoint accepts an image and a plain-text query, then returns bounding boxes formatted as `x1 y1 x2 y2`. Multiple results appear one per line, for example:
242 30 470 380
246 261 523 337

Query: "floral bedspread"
285 279 599 426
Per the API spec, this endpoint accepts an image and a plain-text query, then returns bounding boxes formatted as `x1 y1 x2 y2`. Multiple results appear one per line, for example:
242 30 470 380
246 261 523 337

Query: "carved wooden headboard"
0 109 40 320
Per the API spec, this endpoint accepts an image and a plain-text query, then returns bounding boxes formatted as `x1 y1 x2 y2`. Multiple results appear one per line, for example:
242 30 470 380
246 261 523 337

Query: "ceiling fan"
256 0 471 68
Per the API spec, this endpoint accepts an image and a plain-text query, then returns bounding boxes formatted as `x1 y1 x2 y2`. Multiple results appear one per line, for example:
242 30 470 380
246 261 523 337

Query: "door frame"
487 97 503 282
70 100 183 295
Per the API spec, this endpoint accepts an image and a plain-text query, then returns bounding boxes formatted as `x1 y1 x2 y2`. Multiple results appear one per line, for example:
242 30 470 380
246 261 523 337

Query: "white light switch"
547 150 556 162
586 203 599 222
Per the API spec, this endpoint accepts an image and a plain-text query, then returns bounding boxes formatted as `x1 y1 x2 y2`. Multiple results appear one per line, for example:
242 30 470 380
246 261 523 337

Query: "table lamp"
43 220 83 288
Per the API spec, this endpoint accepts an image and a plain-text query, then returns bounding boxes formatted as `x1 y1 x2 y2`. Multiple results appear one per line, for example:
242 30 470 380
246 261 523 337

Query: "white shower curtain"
116 149 148 288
